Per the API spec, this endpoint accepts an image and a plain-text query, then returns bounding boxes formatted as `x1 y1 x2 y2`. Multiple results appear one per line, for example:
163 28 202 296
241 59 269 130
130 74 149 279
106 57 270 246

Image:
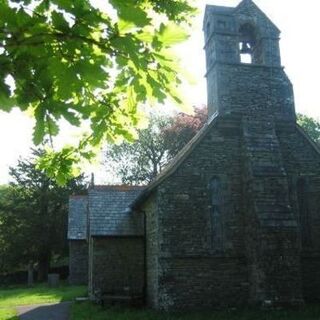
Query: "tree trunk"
27 262 34 287
37 179 50 283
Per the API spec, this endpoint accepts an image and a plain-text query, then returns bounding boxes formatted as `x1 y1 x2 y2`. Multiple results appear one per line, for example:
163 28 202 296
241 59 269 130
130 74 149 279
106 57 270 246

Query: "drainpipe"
143 211 147 305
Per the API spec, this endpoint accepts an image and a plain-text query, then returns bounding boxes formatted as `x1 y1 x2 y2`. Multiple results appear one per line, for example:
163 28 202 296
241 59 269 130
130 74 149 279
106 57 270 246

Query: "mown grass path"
0 284 86 320
0 308 19 320
0 284 86 308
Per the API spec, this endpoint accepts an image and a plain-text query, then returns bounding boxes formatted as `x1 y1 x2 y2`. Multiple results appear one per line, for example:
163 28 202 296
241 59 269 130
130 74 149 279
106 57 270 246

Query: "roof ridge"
234 0 280 33
296 124 320 156
69 194 87 198
131 113 220 209
92 185 145 190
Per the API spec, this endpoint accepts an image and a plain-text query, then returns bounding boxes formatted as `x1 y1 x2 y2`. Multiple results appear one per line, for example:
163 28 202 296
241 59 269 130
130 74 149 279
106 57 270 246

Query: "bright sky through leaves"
0 0 319 184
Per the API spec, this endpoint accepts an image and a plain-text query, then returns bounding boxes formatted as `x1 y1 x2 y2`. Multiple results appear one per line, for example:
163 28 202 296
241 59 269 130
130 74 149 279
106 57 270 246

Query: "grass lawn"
0 283 86 308
0 308 19 320
71 302 320 320
0 283 86 320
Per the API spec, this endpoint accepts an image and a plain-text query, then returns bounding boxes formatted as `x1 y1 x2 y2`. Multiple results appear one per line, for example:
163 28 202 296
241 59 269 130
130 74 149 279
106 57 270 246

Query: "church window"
206 22 211 33
297 177 312 247
218 20 227 29
209 177 223 251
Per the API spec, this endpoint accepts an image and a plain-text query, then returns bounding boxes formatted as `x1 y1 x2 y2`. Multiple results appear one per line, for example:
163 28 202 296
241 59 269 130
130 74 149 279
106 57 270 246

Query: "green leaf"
146 74 166 102
48 59 79 99
109 0 150 27
158 22 189 46
76 60 106 87
33 118 45 146
0 3 16 26
118 19 136 34
0 83 15 112
51 11 70 31
16 8 31 27
136 27 154 43
46 115 59 137
52 0 74 12
60 108 81 126
0 0 194 184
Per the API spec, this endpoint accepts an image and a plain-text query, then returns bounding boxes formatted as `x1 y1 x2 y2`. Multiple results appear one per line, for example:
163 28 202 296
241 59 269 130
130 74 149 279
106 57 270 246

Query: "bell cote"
203 0 281 68
203 0 296 122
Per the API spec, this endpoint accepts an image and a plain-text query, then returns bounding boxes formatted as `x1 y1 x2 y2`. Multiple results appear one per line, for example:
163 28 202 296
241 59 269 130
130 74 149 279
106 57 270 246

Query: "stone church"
68 0 320 310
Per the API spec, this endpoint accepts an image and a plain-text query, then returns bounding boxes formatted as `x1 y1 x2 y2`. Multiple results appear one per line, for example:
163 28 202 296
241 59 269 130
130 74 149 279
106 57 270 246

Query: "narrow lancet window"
297 177 312 247
209 177 223 251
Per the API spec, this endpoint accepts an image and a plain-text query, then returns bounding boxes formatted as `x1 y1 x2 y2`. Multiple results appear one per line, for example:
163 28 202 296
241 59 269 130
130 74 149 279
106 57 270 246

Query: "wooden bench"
100 294 144 307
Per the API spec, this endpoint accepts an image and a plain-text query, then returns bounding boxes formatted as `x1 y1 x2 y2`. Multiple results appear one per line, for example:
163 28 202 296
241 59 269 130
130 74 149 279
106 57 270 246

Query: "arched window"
239 23 261 64
209 177 223 251
297 177 312 247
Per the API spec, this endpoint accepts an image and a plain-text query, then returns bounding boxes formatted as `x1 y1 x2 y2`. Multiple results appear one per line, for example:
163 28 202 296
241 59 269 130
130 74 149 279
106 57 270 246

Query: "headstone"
48 273 60 287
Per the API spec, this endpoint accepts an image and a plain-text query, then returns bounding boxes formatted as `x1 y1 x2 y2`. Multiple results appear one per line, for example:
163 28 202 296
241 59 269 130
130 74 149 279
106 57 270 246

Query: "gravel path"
16 301 71 320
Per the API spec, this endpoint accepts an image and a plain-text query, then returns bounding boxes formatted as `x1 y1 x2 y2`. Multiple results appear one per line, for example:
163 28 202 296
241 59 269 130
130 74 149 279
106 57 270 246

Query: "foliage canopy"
297 113 320 145
104 107 206 184
0 0 196 184
0 148 86 278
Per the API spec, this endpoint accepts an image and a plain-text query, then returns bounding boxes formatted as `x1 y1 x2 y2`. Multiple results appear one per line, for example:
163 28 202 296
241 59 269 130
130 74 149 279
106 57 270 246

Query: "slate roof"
297 125 320 156
89 185 145 236
204 0 280 34
205 5 234 15
234 0 280 33
68 195 88 240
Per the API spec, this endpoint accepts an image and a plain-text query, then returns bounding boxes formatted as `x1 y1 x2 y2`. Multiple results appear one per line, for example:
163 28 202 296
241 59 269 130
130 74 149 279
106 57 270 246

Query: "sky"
0 0 320 184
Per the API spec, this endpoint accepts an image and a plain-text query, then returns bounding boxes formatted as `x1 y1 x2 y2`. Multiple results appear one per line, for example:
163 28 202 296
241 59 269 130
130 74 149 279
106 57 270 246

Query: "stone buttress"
204 0 302 305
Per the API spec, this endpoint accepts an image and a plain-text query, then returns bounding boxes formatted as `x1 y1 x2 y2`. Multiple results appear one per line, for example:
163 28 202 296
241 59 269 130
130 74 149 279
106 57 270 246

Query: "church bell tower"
203 0 295 122
203 0 303 307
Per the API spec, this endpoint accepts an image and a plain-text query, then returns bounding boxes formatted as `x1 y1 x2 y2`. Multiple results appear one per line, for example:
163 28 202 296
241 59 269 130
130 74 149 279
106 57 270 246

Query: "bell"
240 42 252 54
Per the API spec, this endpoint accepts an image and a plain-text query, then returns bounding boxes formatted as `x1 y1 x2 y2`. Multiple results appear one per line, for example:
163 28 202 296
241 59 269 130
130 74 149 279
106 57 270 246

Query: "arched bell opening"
239 23 262 64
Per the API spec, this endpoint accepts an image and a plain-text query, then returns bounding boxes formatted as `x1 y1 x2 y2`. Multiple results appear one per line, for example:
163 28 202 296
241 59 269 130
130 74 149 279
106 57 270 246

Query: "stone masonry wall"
157 257 248 310
143 114 320 309
144 194 159 308
242 117 303 305
301 256 320 302
277 124 320 302
91 237 144 296
69 240 88 285
158 115 245 258
211 64 295 122
153 114 250 310
140 0 320 308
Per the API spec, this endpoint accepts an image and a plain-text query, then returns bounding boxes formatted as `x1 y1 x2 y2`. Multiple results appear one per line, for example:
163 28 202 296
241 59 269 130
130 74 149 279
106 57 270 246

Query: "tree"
297 113 320 145
0 149 86 280
104 107 207 184
163 105 207 157
0 0 196 184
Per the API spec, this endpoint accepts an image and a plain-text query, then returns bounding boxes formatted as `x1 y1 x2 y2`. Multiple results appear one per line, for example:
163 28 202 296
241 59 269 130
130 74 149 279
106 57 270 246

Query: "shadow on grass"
16 301 71 320
70 302 320 320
